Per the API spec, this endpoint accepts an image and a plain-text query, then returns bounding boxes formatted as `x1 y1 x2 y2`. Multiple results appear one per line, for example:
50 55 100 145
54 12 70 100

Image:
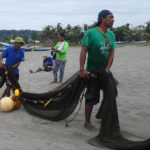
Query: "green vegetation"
0 30 39 42
0 23 150 46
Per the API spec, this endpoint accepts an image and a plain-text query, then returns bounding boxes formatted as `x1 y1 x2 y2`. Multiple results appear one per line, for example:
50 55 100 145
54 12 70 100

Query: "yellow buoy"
14 89 20 97
0 97 15 112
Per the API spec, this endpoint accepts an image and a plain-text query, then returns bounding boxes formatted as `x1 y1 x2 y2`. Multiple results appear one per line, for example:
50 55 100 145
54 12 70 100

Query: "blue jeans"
53 58 66 81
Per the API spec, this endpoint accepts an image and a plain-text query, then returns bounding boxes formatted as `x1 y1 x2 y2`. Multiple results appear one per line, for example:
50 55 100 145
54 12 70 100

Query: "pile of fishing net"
1 67 150 150
0 67 86 121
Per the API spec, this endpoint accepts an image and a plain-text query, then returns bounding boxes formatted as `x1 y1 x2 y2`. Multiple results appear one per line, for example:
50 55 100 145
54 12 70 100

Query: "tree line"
0 23 150 45
0 30 39 43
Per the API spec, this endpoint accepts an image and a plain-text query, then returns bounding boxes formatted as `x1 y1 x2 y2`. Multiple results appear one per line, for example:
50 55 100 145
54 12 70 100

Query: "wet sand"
0 46 150 150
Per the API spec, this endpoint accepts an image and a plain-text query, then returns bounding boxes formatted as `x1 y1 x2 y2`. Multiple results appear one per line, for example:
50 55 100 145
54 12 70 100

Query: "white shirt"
57 42 64 51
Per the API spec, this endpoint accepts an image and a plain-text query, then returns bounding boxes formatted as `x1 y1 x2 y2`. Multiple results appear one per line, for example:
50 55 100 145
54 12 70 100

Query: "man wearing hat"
0 37 24 98
79 10 116 130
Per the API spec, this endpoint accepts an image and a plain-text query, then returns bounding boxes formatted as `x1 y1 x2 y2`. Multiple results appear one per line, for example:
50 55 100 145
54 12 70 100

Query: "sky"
0 0 150 30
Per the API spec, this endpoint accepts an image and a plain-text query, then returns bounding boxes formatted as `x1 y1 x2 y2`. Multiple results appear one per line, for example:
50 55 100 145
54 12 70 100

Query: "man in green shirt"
51 33 69 83
79 10 116 130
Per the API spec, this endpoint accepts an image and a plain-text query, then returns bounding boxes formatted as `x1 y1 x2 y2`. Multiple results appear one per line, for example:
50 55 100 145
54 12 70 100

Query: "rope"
97 27 111 49
65 88 85 127
44 85 72 107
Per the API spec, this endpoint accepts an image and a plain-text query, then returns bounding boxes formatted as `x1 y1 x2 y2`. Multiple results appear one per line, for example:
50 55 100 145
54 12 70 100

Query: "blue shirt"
2 46 24 74
43 57 53 67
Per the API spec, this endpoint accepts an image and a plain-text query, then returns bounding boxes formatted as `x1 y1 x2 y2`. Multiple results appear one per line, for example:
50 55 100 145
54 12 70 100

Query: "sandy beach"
0 45 150 150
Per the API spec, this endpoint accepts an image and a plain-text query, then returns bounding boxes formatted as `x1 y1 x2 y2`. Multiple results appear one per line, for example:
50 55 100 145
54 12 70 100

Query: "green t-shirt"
82 27 116 71
54 41 69 60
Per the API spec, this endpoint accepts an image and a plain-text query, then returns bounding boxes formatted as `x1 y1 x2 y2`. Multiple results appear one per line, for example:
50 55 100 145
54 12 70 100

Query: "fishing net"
1 67 150 149
0 68 6 88
21 73 86 121
88 71 150 150
3 67 86 121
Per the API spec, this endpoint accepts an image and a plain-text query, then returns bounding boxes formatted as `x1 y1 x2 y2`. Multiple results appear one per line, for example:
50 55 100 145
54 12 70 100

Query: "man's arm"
79 46 89 78
80 46 88 70
12 62 20 69
0 54 3 63
105 50 115 72
13 51 24 69
0 54 5 68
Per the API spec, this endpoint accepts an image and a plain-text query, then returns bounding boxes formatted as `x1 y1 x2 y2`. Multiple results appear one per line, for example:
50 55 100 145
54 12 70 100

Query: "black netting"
3 67 86 121
88 71 150 150
21 73 86 121
0 68 6 88
1 67 150 149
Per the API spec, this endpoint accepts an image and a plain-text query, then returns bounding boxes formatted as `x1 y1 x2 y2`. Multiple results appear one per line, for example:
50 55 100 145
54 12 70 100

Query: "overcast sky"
0 0 149 30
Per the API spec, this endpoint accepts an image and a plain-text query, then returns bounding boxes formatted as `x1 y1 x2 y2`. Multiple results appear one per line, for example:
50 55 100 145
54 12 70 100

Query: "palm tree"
56 23 63 33
83 24 88 32
72 25 83 44
112 24 132 41
41 25 55 43
146 24 150 34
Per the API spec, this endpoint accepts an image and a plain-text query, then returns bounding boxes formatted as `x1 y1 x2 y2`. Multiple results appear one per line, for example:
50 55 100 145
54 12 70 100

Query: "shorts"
85 71 118 105
85 78 103 105
6 74 19 87
44 66 52 72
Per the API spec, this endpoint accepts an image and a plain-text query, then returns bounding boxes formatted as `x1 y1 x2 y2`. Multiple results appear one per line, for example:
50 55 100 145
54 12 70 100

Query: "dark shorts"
6 74 19 87
44 66 52 72
85 72 118 105
85 78 103 105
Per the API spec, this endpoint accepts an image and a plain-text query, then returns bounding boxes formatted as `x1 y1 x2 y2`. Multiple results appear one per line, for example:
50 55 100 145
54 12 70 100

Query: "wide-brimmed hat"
14 37 24 44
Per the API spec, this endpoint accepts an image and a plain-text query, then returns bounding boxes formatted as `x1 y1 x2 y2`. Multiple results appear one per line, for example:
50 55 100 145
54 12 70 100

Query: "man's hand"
105 68 109 73
79 70 89 78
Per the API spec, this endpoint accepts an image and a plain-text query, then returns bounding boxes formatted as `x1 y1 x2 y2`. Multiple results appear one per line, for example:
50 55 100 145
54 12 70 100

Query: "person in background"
0 37 24 98
29 55 53 73
51 33 69 84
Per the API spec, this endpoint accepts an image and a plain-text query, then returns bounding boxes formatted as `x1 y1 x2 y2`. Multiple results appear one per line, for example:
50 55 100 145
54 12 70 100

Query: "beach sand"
0 46 150 150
